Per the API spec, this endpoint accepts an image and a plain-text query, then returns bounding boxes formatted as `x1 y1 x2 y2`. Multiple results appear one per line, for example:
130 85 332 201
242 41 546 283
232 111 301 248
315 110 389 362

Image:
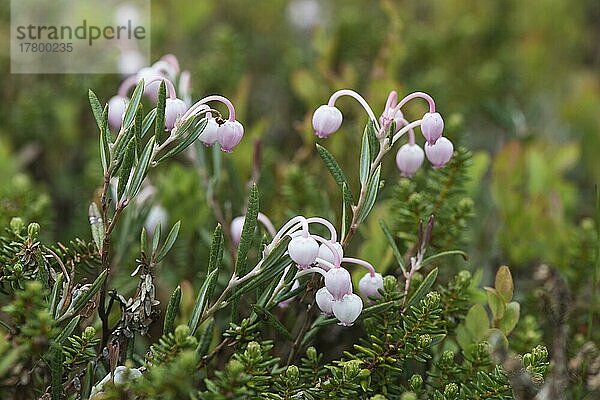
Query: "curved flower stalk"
312 89 455 244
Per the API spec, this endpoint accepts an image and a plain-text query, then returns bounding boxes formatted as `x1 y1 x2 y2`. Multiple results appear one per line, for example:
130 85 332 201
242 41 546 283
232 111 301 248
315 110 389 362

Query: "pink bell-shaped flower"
316 242 343 270
358 272 384 300
395 143 424 177
312 105 343 138
199 117 220 146
164 98 188 131
420 112 444 145
230 216 245 246
217 120 244 152
108 95 129 131
324 267 352 300
315 287 334 316
333 293 363 326
137 67 163 103
425 136 454 168
288 236 319 268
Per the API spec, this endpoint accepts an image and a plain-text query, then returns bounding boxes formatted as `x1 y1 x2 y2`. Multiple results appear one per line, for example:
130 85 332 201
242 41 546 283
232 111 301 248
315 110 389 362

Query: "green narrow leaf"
88 202 104 253
126 136 156 200
163 285 181 334
208 225 225 273
196 318 215 357
134 104 144 153
251 305 293 341
140 227 148 255
357 165 381 223
366 120 379 161
406 268 438 308
379 219 405 274
359 129 371 186
152 224 162 255
58 269 108 322
122 79 144 130
422 250 469 265
154 118 208 164
88 89 104 131
156 220 181 262
235 184 259 277
54 315 80 343
142 108 157 139
117 138 136 201
341 183 353 239
316 144 355 202
50 273 64 318
188 269 219 335
155 81 167 144
99 105 111 173
80 362 94 400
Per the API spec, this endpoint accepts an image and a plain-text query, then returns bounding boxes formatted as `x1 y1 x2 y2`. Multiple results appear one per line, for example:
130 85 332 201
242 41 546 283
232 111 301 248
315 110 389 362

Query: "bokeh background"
0 0 599 331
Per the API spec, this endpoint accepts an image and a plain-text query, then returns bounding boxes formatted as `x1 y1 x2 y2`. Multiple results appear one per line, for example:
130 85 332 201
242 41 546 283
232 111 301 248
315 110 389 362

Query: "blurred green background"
1 0 599 282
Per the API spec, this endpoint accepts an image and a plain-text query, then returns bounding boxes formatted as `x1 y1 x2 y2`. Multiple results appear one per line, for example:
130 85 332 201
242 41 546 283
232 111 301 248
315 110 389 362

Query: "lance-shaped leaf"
316 144 355 203
88 202 104 253
142 108 157 139
122 79 144 130
357 165 381 224
163 285 181 334
156 220 181 263
133 105 144 153
204 225 224 309
251 304 293 341
196 318 215 357
44 343 64 400
99 105 111 173
50 273 64 318
359 129 371 186
188 268 219 335
366 120 379 160
117 138 136 201
140 227 148 255
155 81 167 144
126 137 156 200
422 250 468 265
54 315 80 344
154 118 208 164
88 89 104 131
406 268 438 309
152 224 162 255
341 183 353 239
379 219 405 274
235 184 259 277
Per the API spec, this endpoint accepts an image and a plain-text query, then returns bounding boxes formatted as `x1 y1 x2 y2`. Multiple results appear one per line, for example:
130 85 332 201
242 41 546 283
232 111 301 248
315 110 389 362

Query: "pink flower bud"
108 95 128 131
333 293 363 326
288 236 319 267
164 98 188 131
317 242 343 270
230 216 245 246
358 273 383 299
199 117 219 146
312 105 343 138
324 267 352 300
421 112 444 145
395 143 424 177
315 287 334 316
424 136 454 168
217 120 244 152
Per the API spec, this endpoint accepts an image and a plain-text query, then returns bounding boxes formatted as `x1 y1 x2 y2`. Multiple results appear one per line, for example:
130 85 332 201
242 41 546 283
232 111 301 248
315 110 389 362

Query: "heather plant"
3 52 579 400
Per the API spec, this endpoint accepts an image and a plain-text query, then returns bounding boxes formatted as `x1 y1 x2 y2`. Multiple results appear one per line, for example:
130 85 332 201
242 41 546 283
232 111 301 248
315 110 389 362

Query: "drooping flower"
395 143 424 177
108 95 129 131
332 293 363 326
230 216 245 246
199 116 220 146
316 242 343 270
358 272 384 300
288 236 319 268
420 112 444 145
312 105 343 138
315 287 335 316
424 136 454 168
217 120 244 152
164 98 188 131
324 267 352 300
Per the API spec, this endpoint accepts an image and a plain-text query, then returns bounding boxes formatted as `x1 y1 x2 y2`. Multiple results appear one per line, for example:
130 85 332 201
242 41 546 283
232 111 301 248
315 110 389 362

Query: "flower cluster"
107 54 245 152
312 89 454 176
232 214 384 326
